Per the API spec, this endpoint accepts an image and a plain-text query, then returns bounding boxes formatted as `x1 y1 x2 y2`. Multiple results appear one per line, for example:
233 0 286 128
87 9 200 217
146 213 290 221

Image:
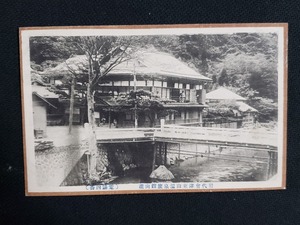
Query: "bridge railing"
94 125 277 147
95 127 158 140
155 125 277 147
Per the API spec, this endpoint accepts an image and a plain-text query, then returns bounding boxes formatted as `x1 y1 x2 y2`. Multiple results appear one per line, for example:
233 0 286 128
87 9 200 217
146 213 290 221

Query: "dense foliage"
30 32 278 121
113 89 177 127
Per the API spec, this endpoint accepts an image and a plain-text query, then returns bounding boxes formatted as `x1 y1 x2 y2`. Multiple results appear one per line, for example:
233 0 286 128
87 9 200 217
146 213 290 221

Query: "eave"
163 103 208 108
33 92 57 109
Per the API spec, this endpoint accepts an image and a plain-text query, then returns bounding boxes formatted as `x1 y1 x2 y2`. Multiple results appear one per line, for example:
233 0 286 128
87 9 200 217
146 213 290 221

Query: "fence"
94 125 277 148
155 125 277 147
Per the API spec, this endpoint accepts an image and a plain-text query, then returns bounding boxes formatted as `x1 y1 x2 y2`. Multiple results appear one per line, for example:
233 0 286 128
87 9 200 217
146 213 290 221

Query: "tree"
204 100 241 125
40 56 86 134
250 97 278 122
218 68 229 86
39 36 133 182
30 36 82 67
68 36 133 181
114 89 177 127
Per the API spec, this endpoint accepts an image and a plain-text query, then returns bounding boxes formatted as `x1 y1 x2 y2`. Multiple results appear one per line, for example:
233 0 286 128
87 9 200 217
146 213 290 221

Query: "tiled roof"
41 49 211 81
110 51 211 81
236 101 258 112
32 85 59 99
206 87 246 101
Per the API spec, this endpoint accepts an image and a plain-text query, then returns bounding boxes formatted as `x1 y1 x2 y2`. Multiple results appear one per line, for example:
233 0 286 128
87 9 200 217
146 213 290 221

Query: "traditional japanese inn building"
35 49 212 128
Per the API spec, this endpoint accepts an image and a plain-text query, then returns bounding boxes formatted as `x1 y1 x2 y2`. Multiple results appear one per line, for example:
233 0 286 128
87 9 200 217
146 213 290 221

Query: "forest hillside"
30 33 278 121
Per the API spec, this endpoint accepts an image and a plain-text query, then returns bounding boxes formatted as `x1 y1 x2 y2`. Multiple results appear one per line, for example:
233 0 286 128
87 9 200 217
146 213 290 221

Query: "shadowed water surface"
169 155 268 182
111 148 269 184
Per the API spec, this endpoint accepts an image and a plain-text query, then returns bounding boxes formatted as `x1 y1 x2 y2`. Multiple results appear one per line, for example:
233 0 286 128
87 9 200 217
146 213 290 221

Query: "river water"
111 147 269 184
169 155 268 183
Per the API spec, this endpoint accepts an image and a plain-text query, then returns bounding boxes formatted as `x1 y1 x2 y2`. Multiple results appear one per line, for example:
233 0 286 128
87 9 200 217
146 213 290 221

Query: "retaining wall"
35 142 89 187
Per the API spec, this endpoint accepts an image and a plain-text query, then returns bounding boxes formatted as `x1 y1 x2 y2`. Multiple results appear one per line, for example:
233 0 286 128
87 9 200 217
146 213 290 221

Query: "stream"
111 147 269 184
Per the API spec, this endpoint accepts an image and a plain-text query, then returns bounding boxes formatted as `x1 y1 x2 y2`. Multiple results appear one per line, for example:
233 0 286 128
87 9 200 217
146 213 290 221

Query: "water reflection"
111 147 271 184
169 148 269 182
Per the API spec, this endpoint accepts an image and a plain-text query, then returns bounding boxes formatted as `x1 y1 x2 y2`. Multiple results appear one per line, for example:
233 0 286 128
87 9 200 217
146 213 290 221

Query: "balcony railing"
96 85 204 104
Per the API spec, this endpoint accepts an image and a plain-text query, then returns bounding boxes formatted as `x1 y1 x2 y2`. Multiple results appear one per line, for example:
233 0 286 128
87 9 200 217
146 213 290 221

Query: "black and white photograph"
20 24 287 195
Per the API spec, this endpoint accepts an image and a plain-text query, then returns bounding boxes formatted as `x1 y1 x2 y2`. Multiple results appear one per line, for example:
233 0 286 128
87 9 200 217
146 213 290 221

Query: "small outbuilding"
32 85 59 138
206 87 258 126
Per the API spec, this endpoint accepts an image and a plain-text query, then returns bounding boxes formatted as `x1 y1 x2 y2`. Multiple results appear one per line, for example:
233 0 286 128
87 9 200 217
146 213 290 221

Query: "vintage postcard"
19 24 287 196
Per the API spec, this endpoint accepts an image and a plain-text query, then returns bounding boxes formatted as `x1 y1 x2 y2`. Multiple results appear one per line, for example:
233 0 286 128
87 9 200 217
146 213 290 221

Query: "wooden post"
87 154 90 175
159 142 162 165
270 152 277 177
274 152 278 175
201 88 206 104
108 109 111 128
164 142 168 165
272 152 275 177
195 144 198 163
267 151 270 179
199 110 203 127
160 80 163 98
68 77 75 134
270 152 273 177
152 142 156 171
267 151 277 179
207 144 211 161
178 143 181 160
133 61 138 128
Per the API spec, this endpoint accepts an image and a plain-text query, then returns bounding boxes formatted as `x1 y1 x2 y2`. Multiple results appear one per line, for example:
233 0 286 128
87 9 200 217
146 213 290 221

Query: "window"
65 108 80 114
119 87 130 93
94 112 100 119
146 80 153 86
114 81 130 86
100 81 113 86
185 90 190 101
174 111 180 119
185 111 190 119
54 79 63 85
154 87 162 97
154 81 162 87
174 83 179 88
163 81 167 87
162 88 169 98
179 83 183 89
114 81 121 86
136 80 146 86
186 84 190 89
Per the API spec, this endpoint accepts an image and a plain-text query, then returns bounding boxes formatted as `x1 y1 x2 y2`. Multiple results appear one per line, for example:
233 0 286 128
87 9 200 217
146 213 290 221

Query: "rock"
35 140 54 151
149 165 175 180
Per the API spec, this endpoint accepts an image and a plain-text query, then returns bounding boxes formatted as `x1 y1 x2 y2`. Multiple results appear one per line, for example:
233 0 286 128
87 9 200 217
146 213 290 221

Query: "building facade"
205 87 258 128
37 49 212 128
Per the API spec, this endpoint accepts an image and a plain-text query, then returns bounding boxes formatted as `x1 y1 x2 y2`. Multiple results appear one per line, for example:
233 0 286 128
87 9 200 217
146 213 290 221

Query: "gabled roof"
206 87 246 101
110 50 211 81
41 49 211 82
236 101 258 112
32 85 59 99
32 86 59 108
33 93 57 109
